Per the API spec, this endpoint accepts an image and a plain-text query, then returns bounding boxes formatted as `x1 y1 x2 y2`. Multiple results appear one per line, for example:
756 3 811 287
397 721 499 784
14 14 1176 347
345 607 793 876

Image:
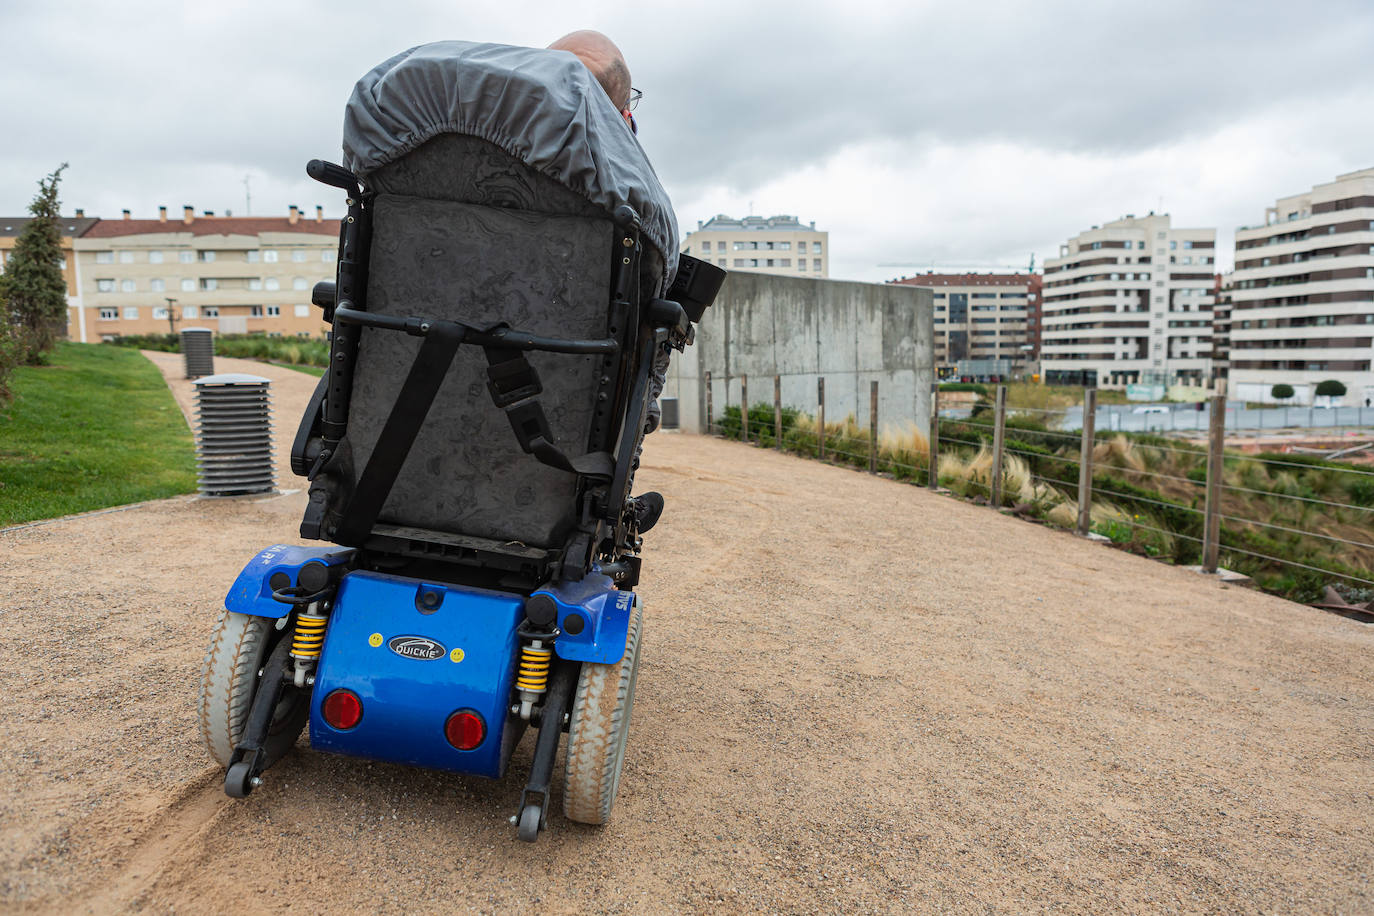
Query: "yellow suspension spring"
515 642 552 693
291 612 328 659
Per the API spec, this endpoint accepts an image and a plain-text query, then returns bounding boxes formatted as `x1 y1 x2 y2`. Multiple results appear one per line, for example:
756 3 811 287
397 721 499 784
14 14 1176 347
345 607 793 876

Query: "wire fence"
702 372 1374 606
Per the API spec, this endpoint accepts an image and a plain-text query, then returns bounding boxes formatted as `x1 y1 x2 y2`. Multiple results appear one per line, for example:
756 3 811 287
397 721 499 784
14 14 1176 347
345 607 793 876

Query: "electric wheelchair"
196 41 724 841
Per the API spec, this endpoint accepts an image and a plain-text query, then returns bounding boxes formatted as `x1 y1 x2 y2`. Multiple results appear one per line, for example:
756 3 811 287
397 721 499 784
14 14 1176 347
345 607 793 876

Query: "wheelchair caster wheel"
225 761 255 799
517 804 542 843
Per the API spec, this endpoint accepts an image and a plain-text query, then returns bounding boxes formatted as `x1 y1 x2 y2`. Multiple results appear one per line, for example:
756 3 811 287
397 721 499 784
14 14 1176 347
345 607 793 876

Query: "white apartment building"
73 206 339 341
889 272 1037 370
1228 167 1374 406
681 214 828 278
1041 213 1217 388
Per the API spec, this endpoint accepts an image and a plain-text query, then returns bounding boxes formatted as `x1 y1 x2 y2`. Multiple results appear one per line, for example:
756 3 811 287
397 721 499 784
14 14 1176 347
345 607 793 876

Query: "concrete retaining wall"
660 272 934 434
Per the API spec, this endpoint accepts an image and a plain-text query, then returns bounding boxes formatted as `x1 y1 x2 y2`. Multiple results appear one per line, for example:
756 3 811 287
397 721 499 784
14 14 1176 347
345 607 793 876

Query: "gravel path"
1 352 1370 914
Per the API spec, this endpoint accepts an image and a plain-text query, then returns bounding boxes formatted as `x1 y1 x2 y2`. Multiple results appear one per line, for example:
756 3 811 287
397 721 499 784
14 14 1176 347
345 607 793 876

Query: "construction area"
1 356 1370 914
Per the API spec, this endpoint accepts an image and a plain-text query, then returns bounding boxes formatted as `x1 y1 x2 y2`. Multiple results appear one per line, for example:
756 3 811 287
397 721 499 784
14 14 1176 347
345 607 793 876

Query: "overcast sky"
3 0 1371 282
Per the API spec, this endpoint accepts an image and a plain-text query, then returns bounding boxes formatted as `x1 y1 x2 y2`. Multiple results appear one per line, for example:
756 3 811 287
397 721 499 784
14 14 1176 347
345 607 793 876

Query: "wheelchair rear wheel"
197 610 309 768
563 595 643 825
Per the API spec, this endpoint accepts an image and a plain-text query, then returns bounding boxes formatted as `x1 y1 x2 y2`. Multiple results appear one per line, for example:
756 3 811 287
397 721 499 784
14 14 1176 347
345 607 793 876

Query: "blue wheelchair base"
225 545 633 783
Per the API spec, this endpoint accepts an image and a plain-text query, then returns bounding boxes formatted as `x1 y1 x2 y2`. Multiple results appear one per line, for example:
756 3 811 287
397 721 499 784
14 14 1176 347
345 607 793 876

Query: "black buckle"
506 401 554 454
485 350 542 408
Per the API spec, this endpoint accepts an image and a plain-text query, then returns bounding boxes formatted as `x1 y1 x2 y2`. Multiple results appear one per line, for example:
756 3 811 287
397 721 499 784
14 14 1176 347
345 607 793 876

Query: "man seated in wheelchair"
196 34 725 842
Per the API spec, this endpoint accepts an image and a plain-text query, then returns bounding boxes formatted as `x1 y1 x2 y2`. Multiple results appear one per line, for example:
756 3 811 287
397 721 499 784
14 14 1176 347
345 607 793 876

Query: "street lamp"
165 297 180 336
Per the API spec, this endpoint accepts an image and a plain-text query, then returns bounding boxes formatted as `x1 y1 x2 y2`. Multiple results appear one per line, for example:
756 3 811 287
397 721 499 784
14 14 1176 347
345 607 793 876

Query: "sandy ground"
1 352 1371 914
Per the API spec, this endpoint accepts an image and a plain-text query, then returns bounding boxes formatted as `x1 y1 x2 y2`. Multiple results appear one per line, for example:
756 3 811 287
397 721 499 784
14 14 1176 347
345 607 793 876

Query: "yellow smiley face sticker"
450 647 465 663
368 632 383 647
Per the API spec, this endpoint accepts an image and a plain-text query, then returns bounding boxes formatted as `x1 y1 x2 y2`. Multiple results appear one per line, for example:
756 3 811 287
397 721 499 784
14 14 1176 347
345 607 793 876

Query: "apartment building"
0 212 101 330
1209 274 1232 388
889 272 1038 370
1041 213 1217 388
72 206 340 341
681 214 828 278
1228 167 1374 405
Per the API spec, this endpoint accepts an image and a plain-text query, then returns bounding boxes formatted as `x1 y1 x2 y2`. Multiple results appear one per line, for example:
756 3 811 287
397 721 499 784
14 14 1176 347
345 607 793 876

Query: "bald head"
548 30 632 111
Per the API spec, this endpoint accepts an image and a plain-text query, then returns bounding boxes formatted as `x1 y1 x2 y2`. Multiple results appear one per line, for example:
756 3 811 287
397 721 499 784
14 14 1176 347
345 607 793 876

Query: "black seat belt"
335 321 467 545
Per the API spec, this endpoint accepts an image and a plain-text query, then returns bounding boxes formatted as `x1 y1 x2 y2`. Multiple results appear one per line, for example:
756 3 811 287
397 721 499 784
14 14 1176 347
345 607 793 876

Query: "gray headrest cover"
342 40 679 284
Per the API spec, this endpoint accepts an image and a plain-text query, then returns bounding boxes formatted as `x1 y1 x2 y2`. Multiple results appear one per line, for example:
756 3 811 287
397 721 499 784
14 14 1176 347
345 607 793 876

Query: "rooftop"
692 214 822 233
0 216 100 238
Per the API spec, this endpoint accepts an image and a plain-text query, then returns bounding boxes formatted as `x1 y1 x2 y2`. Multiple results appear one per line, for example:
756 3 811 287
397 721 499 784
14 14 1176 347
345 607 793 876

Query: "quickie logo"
386 635 447 660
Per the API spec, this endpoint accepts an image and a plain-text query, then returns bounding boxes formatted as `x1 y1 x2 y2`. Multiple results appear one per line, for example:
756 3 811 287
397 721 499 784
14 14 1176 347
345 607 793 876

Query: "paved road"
1 354 1371 914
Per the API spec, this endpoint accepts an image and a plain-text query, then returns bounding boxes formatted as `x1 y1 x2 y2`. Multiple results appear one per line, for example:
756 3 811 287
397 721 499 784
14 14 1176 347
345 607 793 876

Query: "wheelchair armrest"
666 254 727 323
645 298 690 341
312 280 336 309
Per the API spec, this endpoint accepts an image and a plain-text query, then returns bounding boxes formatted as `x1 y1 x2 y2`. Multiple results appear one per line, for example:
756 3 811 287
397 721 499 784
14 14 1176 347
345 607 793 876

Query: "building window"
813 242 822 253
263 250 279 262
250 305 264 317
150 278 165 292
266 305 281 317
265 278 280 291
121 279 136 292
765 259 775 267
798 261 807 271
298 331 312 338
119 250 134 263
246 250 261 263
182 306 197 318
148 250 164 264
202 306 219 318
291 250 307 262
778 242 790 250
199 250 216 262
181 278 195 292
153 307 169 320
717 258 725 266
200 278 218 291
749 259 759 267
249 278 263 291
733 258 745 267
123 307 139 320
98 307 117 320
813 258 821 270
322 249 335 262
779 258 791 266
96 278 115 292
293 278 308 290
95 251 114 264
295 304 311 317
179 250 194 263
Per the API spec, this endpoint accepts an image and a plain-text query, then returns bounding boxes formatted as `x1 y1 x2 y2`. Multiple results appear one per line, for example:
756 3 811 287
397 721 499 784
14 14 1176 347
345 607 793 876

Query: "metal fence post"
1202 393 1225 573
990 384 1007 506
741 374 749 443
774 374 782 449
818 377 826 460
869 380 879 473
705 371 712 435
927 382 939 490
1077 388 1097 536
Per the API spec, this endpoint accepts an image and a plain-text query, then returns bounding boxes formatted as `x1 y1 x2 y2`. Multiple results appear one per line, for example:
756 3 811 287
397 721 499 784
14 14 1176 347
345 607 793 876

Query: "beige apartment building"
889 272 1037 372
71 206 340 341
1041 213 1217 388
681 214 828 278
1228 167 1374 406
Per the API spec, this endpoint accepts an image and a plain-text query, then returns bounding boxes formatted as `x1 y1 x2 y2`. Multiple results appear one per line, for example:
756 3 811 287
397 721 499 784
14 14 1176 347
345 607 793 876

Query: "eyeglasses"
626 88 642 112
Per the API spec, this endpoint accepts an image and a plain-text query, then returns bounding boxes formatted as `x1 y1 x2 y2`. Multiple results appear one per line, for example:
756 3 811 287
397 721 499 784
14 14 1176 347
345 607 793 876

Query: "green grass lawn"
271 362 326 377
0 342 196 526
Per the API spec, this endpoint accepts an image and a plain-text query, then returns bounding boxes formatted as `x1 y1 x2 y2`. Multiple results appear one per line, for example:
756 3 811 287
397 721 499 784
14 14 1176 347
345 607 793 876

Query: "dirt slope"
0 353 1370 914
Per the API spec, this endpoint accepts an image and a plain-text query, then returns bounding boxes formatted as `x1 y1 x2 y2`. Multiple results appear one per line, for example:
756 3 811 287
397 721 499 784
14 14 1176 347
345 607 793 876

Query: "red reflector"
445 710 485 750
322 689 363 730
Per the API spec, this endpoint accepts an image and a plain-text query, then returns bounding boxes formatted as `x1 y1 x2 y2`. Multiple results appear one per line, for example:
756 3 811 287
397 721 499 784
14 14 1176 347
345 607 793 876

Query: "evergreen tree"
3 164 70 364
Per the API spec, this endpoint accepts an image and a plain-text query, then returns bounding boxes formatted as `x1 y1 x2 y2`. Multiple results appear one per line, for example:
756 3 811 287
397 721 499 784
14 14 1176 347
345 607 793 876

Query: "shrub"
1315 379 1347 398
1271 383 1295 400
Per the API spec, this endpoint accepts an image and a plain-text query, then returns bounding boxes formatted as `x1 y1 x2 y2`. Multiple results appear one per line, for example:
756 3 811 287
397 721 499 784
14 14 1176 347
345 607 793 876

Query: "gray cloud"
2 0 1371 282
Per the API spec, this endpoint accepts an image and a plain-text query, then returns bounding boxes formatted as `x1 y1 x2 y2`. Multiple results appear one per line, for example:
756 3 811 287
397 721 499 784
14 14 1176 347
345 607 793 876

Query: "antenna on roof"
243 174 252 216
